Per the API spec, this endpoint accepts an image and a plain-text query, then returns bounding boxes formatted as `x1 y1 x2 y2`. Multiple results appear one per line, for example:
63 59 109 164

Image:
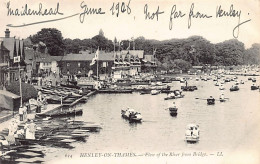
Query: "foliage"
244 43 260 65
27 28 259 71
6 82 38 102
30 28 65 56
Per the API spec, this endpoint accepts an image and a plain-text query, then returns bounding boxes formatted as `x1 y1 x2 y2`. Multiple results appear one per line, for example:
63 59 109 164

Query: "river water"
6 75 260 163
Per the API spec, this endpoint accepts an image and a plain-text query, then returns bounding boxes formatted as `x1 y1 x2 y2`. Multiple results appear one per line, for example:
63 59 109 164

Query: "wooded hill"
27 28 260 72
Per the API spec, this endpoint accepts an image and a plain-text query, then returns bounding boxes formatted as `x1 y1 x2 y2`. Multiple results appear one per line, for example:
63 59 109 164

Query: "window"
67 63 70 67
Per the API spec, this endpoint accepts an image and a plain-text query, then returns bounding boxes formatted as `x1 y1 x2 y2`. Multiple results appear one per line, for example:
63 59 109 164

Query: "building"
0 29 26 85
25 49 63 80
59 51 114 80
142 54 157 73
113 50 144 79
0 41 10 89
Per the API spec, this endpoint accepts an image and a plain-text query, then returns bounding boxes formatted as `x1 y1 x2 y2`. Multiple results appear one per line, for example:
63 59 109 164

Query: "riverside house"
0 29 26 85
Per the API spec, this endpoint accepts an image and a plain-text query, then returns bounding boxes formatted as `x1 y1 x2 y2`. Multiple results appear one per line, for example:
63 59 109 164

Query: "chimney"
5 29 10 38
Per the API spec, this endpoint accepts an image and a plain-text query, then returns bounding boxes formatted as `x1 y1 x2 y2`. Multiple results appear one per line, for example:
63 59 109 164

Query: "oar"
195 98 208 100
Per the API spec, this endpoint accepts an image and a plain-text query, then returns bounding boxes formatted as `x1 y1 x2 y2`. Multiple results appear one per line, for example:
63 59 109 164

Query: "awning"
0 90 20 111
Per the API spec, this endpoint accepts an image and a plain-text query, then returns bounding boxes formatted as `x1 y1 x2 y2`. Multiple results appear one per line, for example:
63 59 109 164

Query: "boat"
37 109 83 118
185 124 200 143
195 77 199 81
251 85 259 90
164 92 175 100
121 108 142 122
168 107 178 116
219 98 226 102
225 78 231 82
230 85 239 91
252 78 256 82
180 78 185 83
181 86 197 91
215 82 220 86
240 80 244 84
98 89 133 94
140 90 151 95
47 98 75 104
219 85 225 90
173 90 185 98
151 90 160 95
207 97 215 105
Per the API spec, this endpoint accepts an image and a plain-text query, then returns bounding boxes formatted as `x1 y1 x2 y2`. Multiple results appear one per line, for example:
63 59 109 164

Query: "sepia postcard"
0 0 259 163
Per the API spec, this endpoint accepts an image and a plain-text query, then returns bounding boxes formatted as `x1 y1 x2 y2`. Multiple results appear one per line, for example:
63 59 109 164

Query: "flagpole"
19 61 23 107
97 47 99 79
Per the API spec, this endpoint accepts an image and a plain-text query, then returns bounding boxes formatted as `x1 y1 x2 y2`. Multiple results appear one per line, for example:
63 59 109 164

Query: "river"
5 75 260 163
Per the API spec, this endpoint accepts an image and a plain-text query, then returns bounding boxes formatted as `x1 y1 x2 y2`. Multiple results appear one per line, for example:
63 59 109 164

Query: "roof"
0 37 24 59
121 50 144 58
0 41 10 52
25 49 60 64
62 51 114 61
0 90 20 99
62 53 94 61
143 55 155 63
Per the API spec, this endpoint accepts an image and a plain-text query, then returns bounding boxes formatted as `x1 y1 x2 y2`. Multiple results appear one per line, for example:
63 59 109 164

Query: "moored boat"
37 109 83 118
151 90 160 95
164 92 175 100
185 124 200 143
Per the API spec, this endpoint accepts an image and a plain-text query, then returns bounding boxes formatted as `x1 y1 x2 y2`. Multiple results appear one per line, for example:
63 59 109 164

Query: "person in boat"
208 96 215 100
173 102 177 109
220 94 225 100
193 127 199 137
25 119 36 140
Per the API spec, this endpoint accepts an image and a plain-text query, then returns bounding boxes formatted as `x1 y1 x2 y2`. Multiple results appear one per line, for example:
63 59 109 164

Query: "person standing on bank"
19 106 24 121
25 119 36 140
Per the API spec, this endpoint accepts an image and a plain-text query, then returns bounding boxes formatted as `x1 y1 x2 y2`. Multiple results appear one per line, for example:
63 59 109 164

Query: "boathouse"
59 51 114 79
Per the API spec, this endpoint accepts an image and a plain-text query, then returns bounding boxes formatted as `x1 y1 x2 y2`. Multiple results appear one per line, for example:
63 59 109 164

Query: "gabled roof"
0 41 10 52
24 49 57 64
0 37 24 59
121 50 144 59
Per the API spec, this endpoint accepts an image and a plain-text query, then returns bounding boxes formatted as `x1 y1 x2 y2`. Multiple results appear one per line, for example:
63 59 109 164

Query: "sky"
0 0 259 48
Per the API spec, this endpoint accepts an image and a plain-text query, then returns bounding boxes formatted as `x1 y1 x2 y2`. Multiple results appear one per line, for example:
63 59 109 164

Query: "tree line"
28 28 260 72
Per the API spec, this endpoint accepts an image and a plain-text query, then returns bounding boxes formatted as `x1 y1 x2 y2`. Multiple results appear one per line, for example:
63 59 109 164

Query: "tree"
30 28 65 56
92 35 113 51
244 43 260 65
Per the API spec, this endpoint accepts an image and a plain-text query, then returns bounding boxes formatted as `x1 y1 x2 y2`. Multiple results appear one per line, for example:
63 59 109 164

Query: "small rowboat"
121 108 142 122
185 124 200 143
169 107 178 116
207 98 215 105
